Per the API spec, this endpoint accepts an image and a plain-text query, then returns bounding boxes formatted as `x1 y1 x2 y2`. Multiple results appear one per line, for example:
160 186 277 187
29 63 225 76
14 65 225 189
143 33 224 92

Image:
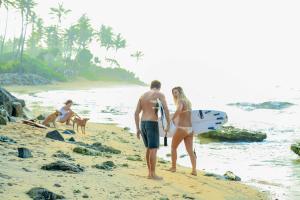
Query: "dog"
42 110 61 128
73 117 89 134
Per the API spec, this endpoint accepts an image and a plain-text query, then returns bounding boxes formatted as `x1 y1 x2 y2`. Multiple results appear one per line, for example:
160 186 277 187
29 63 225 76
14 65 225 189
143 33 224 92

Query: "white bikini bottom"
177 126 193 134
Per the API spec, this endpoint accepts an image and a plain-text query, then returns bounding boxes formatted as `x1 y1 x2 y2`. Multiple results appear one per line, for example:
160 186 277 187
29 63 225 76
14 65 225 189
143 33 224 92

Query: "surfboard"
158 104 228 138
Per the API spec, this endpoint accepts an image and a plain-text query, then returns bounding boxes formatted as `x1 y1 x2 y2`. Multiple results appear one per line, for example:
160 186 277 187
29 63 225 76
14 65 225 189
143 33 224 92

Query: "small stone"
68 137 76 142
73 189 81 194
127 155 142 161
18 147 32 158
36 114 46 120
182 194 195 199
224 171 241 181
82 194 89 198
94 161 116 171
54 183 61 188
41 161 84 173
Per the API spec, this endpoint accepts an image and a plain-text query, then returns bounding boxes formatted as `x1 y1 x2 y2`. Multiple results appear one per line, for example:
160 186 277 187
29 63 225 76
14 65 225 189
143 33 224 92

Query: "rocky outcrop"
291 143 300 156
0 87 26 119
201 126 267 142
0 73 51 86
27 187 65 200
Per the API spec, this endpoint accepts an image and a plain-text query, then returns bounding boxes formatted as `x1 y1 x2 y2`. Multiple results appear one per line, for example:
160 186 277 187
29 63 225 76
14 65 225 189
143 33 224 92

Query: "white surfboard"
158 105 228 138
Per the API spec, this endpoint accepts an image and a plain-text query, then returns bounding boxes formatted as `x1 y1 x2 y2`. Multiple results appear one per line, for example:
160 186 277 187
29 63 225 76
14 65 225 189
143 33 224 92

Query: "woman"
58 100 75 125
169 87 197 176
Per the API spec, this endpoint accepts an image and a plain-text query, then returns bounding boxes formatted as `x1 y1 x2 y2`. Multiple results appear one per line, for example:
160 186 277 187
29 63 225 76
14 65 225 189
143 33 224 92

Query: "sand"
0 121 269 200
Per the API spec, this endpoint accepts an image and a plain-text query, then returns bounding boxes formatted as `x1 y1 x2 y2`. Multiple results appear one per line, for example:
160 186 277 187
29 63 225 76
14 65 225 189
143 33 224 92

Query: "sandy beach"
0 120 268 200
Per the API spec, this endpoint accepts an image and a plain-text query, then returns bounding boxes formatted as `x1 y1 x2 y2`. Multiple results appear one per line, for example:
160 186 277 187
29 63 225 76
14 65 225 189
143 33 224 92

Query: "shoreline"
5 78 146 94
0 121 269 200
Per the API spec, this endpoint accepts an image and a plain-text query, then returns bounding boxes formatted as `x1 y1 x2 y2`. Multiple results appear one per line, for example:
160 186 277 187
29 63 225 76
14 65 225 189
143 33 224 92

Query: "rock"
0 73 51 86
224 171 241 181
203 172 224 180
291 143 300 156
27 187 65 200
123 127 130 131
53 151 74 161
36 114 46 120
18 147 32 158
228 101 294 111
127 155 142 161
73 147 101 156
46 130 65 142
0 116 7 125
0 87 26 118
201 126 267 142
54 184 61 188
90 142 121 154
41 161 84 173
68 137 76 142
0 135 16 144
182 194 195 199
12 102 23 117
94 161 116 171
63 129 75 135
82 194 89 198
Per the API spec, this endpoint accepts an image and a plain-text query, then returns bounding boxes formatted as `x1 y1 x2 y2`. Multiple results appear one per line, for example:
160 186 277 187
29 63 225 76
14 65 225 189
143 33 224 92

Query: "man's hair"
150 80 161 89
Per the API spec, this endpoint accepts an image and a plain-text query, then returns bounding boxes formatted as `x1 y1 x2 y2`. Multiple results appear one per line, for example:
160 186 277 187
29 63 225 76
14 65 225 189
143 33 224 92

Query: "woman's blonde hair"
172 87 192 111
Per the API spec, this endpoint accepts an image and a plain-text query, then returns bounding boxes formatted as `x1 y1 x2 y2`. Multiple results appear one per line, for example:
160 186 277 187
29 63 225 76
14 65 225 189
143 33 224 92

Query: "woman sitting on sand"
169 87 197 176
58 100 76 125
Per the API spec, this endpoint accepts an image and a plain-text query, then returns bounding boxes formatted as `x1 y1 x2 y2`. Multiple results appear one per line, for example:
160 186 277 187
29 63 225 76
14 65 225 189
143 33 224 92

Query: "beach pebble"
224 171 241 181
93 161 116 171
17 147 32 158
82 194 89 198
46 130 65 142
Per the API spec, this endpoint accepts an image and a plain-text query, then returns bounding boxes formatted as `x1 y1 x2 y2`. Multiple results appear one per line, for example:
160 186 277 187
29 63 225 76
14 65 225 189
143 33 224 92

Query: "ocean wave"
227 101 295 111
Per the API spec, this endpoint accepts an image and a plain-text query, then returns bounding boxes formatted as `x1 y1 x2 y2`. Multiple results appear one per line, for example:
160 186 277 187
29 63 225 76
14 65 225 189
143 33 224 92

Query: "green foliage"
0 53 65 81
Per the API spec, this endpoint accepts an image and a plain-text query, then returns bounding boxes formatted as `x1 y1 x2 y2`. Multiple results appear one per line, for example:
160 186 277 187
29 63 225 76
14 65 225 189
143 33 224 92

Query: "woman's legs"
169 128 187 172
59 111 74 125
184 133 197 176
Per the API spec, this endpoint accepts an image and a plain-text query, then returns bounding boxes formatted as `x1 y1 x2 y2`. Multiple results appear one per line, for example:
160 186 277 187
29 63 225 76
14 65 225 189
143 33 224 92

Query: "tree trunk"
20 12 29 68
16 9 24 60
0 8 9 55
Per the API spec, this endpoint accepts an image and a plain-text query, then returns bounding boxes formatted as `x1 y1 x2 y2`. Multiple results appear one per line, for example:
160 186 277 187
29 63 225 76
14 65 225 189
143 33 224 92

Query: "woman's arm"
172 101 183 121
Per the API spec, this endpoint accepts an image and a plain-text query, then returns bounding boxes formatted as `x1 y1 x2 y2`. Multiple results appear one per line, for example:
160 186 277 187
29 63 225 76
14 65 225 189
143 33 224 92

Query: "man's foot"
168 167 176 172
191 170 197 176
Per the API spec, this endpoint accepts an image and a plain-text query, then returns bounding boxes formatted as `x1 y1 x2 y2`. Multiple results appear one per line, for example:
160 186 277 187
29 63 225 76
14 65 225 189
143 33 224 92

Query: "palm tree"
63 25 78 66
113 33 126 52
74 14 93 52
0 0 15 55
131 50 144 62
49 2 71 28
97 25 114 51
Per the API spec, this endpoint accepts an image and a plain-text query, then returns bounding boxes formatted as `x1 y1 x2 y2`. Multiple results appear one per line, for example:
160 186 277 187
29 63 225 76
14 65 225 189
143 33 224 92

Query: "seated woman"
58 100 76 125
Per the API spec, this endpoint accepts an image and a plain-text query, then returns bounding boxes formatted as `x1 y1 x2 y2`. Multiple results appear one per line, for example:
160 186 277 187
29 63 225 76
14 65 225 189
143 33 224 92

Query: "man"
134 80 170 180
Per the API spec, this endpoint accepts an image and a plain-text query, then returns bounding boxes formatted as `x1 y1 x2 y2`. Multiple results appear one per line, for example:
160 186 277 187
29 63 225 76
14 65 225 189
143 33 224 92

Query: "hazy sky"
1 0 300 90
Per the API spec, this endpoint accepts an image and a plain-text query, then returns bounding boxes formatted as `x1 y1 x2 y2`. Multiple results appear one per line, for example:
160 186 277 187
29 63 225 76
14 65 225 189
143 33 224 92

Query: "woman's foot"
168 167 176 172
191 170 197 176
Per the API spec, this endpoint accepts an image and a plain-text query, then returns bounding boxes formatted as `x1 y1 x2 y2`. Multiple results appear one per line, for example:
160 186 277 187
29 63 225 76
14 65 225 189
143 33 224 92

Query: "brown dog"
73 117 89 134
42 110 61 128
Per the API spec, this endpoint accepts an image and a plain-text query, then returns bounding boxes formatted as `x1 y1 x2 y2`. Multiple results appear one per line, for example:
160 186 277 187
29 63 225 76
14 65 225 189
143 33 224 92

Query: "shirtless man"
134 80 170 180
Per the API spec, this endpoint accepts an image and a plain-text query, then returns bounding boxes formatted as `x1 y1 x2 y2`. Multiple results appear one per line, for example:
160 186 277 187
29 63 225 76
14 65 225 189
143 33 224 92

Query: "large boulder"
291 143 300 156
201 126 267 142
0 87 26 118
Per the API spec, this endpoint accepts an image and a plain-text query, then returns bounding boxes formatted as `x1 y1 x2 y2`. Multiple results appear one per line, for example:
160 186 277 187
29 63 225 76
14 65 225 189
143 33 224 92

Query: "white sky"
1 0 300 89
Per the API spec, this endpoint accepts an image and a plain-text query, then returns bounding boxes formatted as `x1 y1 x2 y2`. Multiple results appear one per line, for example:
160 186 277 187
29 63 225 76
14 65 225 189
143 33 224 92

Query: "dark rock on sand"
201 126 267 142
82 194 89 198
73 142 121 155
18 147 32 158
73 147 101 156
63 129 75 135
36 114 46 120
90 142 121 154
0 135 17 144
183 194 196 199
291 143 300 156
127 155 142 161
68 137 76 142
224 171 241 181
41 161 84 173
27 187 65 200
46 130 65 142
228 101 294 111
94 161 116 171
0 115 7 125
53 151 74 161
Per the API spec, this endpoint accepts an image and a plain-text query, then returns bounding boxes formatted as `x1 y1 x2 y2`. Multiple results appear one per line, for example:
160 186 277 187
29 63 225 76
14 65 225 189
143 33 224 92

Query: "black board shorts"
141 121 159 149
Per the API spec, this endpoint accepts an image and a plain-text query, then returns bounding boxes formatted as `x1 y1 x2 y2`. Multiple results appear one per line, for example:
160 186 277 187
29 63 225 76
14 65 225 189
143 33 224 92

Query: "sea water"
15 84 300 200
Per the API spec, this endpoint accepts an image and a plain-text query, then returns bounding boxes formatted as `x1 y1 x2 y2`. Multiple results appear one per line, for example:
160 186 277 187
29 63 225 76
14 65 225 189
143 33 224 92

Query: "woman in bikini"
169 87 197 176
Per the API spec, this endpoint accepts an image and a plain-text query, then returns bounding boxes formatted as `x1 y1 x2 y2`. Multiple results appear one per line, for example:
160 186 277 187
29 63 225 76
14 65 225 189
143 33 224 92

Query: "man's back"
140 90 162 121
